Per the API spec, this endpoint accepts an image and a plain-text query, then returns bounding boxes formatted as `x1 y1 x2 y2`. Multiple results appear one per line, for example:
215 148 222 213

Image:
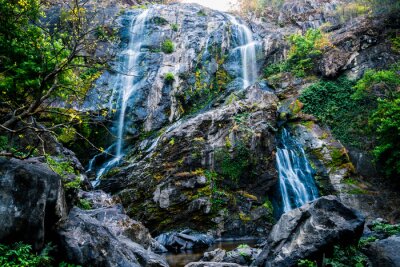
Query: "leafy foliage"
0 0 109 158
352 67 400 101
78 199 92 210
0 242 81 267
171 23 179 32
370 97 400 178
161 39 175 53
352 65 400 178
45 155 76 178
391 35 400 53
0 136 8 151
164 72 175 83
265 29 331 77
286 29 330 77
0 242 53 267
299 78 373 149
151 16 168 25
324 245 368 267
371 221 400 236
298 259 317 267
214 142 252 184
300 64 400 179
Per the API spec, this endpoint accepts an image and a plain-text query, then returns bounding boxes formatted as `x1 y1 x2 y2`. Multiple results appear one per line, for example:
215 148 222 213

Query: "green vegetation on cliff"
0 0 112 159
299 65 400 179
0 242 80 267
265 29 331 77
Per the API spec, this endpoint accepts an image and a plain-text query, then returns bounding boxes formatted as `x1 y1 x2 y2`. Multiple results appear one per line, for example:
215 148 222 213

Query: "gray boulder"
224 245 261 265
155 229 214 252
202 248 227 262
0 158 67 250
364 235 400 267
203 246 261 266
185 263 244 267
253 196 365 267
57 206 168 267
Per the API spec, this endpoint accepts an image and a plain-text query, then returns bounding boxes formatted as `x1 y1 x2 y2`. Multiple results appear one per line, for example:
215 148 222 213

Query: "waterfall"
88 10 150 187
226 14 258 89
276 128 319 213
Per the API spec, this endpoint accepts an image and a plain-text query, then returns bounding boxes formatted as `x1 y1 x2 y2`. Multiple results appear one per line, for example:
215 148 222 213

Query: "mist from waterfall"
276 128 319 213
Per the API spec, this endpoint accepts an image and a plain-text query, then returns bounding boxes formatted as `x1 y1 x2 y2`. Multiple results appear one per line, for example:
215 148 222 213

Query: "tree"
370 97 400 179
0 0 113 158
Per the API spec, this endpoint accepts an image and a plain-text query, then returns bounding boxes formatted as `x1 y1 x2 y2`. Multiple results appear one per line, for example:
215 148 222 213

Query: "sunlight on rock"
180 0 238 11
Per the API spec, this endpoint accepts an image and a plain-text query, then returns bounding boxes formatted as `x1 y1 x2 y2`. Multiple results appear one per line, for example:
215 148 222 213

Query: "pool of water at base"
165 239 259 267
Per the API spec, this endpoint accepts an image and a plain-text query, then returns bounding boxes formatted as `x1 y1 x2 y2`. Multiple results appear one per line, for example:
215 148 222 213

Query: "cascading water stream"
226 14 258 89
88 10 149 187
87 10 259 187
276 128 319 213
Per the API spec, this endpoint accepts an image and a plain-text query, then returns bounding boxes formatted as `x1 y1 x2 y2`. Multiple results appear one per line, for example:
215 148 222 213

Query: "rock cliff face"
83 3 277 237
0 158 67 250
83 0 400 236
100 83 278 236
2 0 400 266
57 190 168 267
253 196 365 267
84 3 265 134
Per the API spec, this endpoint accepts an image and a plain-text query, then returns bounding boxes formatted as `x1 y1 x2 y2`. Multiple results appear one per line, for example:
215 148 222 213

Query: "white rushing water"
227 14 258 89
88 10 149 187
276 128 319 213
88 10 259 186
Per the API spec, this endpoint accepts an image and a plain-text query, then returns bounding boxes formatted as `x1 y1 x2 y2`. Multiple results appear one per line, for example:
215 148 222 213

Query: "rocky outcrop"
99 83 278 237
202 246 261 266
84 3 265 134
185 263 243 267
278 0 340 31
318 15 400 79
287 120 400 221
0 158 67 250
253 196 365 267
364 235 400 267
57 194 168 266
155 229 214 252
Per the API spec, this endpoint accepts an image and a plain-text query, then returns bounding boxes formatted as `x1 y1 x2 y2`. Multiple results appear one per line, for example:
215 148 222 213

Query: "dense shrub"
164 72 175 83
352 67 400 101
161 39 174 53
299 78 373 149
300 65 400 179
370 97 400 178
214 142 252 184
0 242 53 267
171 23 179 31
265 29 331 77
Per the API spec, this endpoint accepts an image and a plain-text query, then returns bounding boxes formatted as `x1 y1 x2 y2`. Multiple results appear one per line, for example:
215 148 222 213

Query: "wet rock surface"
155 229 214 252
0 158 67 250
364 235 400 267
57 198 168 266
202 246 261 265
99 83 278 237
185 263 244 267
84 3 265 134
253 196 365 267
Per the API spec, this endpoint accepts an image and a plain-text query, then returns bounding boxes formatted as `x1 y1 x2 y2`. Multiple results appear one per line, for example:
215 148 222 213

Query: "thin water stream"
226 14 258 88
88 10 150 186
87 8 260 185
276 128 319 213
